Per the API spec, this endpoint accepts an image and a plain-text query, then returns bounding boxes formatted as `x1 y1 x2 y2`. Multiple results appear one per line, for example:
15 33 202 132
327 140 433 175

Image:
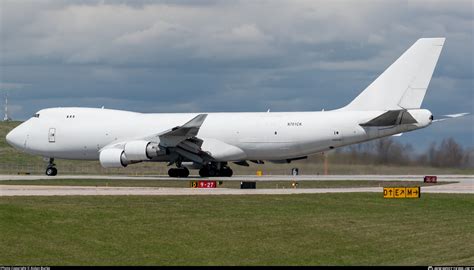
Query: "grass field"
0 193 472 266
0 179 453 189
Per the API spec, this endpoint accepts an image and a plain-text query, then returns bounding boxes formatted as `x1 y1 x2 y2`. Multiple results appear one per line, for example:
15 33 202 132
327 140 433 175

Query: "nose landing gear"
45 158 57 176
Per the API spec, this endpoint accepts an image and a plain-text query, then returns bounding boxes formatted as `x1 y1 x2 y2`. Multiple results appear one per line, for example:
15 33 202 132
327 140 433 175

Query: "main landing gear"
45 158 57 176
168 167 190 178
167 162 233 178
199 163 233 177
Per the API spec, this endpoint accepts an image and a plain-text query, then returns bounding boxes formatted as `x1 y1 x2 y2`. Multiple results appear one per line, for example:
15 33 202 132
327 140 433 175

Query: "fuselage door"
48 128 56 143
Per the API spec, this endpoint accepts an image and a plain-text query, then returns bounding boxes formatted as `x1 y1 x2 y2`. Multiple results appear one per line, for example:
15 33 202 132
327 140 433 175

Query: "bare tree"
326 136 469 168
427 138 465 167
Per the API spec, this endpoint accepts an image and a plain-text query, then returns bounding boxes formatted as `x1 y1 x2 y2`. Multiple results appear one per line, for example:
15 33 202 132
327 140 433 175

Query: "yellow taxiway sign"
383 187 420 198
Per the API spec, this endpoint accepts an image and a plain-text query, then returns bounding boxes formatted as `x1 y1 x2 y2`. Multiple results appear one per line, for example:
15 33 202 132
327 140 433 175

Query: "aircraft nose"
6 126 25 150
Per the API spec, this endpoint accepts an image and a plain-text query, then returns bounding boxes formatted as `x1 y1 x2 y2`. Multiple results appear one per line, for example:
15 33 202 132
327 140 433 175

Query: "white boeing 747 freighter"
6 38 466 177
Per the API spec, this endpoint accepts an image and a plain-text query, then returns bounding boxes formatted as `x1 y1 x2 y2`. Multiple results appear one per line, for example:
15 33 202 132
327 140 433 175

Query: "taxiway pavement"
0 174 472 181
0 174 472 196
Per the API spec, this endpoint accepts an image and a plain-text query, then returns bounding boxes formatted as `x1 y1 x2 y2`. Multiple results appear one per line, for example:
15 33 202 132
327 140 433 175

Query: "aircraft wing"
105 113 244 166
158 114 207 147
99 113 216 167
140 113 214 165
432 112 469 123
144 114 208 147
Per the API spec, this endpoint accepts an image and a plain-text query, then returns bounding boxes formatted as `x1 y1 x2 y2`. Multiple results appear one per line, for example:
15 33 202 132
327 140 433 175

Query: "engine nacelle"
123 140 166 161
124 140 152 161
99 148 130 168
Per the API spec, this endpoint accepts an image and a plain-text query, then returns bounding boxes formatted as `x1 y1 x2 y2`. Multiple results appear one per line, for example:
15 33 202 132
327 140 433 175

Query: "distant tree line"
309 137 472 168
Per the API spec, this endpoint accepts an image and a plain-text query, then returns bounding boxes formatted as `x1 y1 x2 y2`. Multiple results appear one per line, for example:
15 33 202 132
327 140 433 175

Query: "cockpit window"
33 113 40 118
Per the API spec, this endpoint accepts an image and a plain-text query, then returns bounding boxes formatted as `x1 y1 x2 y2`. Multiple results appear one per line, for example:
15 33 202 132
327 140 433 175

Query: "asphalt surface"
0 174 472 196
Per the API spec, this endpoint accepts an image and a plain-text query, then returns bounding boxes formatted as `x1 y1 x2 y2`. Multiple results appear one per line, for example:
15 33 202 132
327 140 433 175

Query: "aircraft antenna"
3 93 11 122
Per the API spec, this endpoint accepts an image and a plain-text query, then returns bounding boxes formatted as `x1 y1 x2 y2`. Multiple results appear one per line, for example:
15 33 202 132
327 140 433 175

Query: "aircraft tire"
178 167 190 178
169 167 190 178
207 168 217 177
46 167 57 176
219 167 233 177
168 168 178 177
199 167 209 177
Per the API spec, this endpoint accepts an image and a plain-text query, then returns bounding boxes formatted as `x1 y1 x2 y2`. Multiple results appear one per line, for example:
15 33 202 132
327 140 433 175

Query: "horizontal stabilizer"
360 110 417 127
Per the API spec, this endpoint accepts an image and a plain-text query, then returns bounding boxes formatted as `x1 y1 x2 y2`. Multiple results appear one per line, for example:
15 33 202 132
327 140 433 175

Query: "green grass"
0 121 44 165
0 179 454 189
0 194 472 265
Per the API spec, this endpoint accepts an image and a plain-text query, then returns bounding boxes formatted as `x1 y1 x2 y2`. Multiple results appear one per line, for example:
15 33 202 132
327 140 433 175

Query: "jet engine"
99 148 130 168
123 140 166 161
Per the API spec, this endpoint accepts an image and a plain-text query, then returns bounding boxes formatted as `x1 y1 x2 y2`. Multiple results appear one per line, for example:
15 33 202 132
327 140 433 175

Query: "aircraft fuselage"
7 107 432 161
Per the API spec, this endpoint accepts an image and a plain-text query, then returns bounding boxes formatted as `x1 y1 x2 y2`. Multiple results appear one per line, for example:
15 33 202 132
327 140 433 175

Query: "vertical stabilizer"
342 38 445 111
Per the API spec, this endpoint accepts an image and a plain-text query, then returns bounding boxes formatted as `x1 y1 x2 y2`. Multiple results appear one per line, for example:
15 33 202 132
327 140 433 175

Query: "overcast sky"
1 0 473 152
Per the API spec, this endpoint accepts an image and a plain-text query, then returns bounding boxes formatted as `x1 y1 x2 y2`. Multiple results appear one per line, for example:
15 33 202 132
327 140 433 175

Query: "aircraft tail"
342 38 445 111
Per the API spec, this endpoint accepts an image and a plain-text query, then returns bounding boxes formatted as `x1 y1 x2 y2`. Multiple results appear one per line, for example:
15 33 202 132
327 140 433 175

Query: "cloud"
0 0 472 149
0 82 30 91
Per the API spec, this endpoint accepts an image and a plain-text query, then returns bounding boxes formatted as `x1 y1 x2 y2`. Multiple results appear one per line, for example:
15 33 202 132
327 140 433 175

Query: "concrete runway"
0 174 472 196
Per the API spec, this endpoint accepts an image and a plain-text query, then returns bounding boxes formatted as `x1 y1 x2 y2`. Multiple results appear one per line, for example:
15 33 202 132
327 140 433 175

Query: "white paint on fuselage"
8 107 431 161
